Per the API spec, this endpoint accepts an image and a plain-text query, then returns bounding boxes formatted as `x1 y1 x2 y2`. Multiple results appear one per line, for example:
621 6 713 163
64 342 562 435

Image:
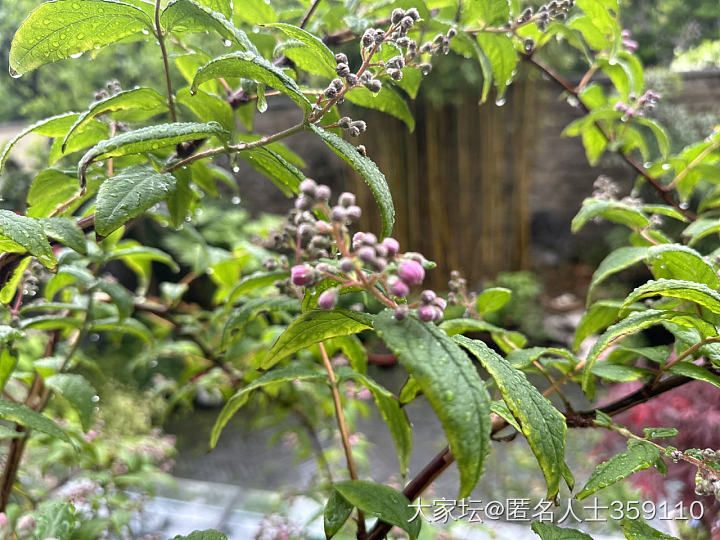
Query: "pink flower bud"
388 276 409 298
433 297 447 311
0 513 7 527
318 289 338 310
17 515 35 531
418 305 439 322
381 237 399 257
291 264 314 286
398 260 425 286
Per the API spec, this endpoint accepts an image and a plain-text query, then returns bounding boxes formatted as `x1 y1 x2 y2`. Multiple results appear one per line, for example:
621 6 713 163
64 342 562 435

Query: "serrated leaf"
582 309 705 396
345 85 415 131
324 490 353 539
262 309 373 370
210 366 326 448
668 362 720 389
95 165 177 236
1 113 78 173
45 374 97 431
621 517 678 539
0 210 56 269
578 439 660 499
192 51 311 112
62 88 167 151
337 367 412 475
588 247 648 304
476 287 512 314
226 270 288 305
374 310 491 497
620 279 720 316
647 244 719 289
439 318 506 336
9 0 153 76
26 169 78 218
531 521 593 539
241 147 304 196
32 500 76 540
476 33 517 99
264 23 336 75
162 0 254 51
39 217 87 254
463 0 510 26
78 122 228 186
572 198 650 232
221 297 301 348
307 124 394 238
0 399 70 443
333 481 421 539
455 336 567 498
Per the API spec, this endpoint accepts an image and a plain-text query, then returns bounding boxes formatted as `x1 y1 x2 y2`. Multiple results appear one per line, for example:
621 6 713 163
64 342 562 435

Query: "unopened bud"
318 288 338 310
393 305 409 320
335 53 348 64
335 63 351 77
314 184 331 201
391 8 405 24
398 260 425 286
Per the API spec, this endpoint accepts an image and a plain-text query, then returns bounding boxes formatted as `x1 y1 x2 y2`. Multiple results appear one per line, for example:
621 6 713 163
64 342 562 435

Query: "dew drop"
661 163 671 170
141 28 150 35
444 391 454 401
643 162 653 169
9 68 21 79
76 33 85 40
680 202 689 210
70 51 84 59
91 395 100 403
495 97 506 107
223 39 232 47
231 196 241 204
149 360 158 367
232 165 240 173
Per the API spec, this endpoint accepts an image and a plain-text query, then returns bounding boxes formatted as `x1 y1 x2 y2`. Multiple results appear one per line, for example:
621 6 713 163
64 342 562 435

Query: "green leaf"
668 362 720 389
78 122 229 186
463 0 510 26
176 87 235 133
264 23 336 75
90 317 153 342
162 0 254 51
62 88 167 151
582 309 705 395
192 51 311 112
337 367 412 475
475 33 517 99
647 244 719 289
9 0 153 76
531 521 593 539
643 427 678 439
345 86 415 131
620 279 720 316
262 309 373 370
33 500 76 540
96 280 134 320
0 399 70 443
26 169 78 218
226 270 288 305
233 0 277 25
588 247 648 304
374 310 491 497
171 530 228 540
105 245 179 272
635 117 670 159
210 366 326 448
0 350 18 394
0 113 78 173
333 481 421 539
307 124 394 238
94 165 177 236
399 376 421 404
591 363 652 382
240 147 304 196
323 335 367 374
39 217 87 255
0 210 56 269
506 347 576 369
683 218 720 246
221 297 300 348
577 439 660 499
490 400 522 432
621 517 679 539
574 300 625 351
45 374 97 431
438 318 505 336
572 198 650 232
0 326 23 345
455 336 567 498
324 491 353 539
476 287 512 314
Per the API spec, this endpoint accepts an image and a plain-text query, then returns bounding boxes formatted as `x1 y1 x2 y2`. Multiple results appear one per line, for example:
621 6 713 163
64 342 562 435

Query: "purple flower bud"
295 195 314 211
420 290 436 304
335 53 348 64
339 258 356 273
346 205 362 221
339 192 356 207
388 276 409 297
362 30 374 48
314 184 331 201
393 305 409 320
362 232 377 245
332 78 344 90
336 63 351 77
372 257 387 272
318 288 338 310
348 126 361 137
433 297 447 311
417 305 437 322
324 86 338 99
346 73 359 86
331 206 347 222
0 513 7 527
299 178 317 195
391 8 405 24
339 116 352 128
291 264 314 286
316 220 333 234
297 223 314 238
352 232 365 250
374 244 388 258
406 7 420 20
315 262 331 273
356 246 376 262
381 237 399 257
398 260 425 286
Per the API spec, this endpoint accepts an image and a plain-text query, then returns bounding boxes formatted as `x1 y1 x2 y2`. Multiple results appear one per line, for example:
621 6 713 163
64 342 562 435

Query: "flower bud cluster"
338 117 368 137
535 0 575 30
419 27 455 58
266 186 445 323
621 29 638 52
614 90 661 119
592 175 621 199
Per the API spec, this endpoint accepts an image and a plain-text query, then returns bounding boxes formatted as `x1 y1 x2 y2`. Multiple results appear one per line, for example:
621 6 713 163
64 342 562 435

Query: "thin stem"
666 140 720 190
299 0 322 29
155 0 177 123
318 342 366 537
649 336 720 388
